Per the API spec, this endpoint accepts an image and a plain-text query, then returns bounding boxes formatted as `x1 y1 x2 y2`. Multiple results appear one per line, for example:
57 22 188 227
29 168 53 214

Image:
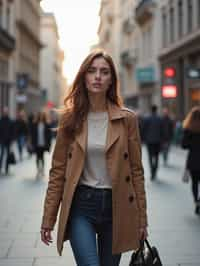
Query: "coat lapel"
75 119 87 153
75 102 126 154
105 102 125 153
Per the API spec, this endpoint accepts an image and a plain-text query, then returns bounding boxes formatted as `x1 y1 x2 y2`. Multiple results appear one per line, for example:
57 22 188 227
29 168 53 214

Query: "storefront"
159 33 200 120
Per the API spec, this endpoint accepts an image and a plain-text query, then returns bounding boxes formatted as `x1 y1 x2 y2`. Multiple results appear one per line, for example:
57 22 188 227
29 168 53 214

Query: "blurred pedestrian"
30 111 52 178
161 107 174 166
173 119 183 146
143 105 163 180
0 107 14 175
181 106 200 215
14 110 28 161
27 113 35 157
40 49 148 265
136 110 145 144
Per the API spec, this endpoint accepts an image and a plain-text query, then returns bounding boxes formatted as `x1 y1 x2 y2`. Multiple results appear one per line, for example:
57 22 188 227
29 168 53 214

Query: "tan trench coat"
41 102 148 255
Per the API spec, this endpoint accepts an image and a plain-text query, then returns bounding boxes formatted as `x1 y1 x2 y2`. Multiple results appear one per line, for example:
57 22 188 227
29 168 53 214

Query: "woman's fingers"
41 229 53 245
139 227 148 241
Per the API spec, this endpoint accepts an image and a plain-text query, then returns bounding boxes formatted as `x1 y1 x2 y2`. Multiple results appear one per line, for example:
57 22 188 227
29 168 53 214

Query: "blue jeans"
68 184 121 266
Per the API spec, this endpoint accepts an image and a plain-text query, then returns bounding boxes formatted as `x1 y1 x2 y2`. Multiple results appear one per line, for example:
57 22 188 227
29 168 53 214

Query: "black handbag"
129 239 163 266
7 150 16 165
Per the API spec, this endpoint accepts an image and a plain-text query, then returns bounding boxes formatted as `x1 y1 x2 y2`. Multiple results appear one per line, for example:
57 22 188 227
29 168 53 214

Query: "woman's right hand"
40 228 53 245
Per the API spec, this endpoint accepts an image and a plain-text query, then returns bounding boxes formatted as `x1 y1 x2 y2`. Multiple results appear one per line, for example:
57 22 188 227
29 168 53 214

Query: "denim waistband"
77 184 112 194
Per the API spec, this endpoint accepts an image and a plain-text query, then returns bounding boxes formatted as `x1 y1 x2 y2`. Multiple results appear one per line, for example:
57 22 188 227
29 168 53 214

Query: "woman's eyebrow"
89 66 110 70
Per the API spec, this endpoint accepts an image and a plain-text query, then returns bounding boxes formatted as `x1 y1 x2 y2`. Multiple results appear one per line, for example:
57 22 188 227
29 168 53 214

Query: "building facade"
40 12 65 108
0 0 15 117
134 0 161 113
98 0 162 113
159 0 200 119
14 0 43 114
98 0 121 71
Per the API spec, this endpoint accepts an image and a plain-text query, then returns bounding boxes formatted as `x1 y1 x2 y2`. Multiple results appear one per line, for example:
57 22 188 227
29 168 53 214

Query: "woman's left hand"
139 227 148 241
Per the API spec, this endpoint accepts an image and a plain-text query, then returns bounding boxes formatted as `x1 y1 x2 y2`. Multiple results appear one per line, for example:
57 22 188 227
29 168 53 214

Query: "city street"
0 145 200 266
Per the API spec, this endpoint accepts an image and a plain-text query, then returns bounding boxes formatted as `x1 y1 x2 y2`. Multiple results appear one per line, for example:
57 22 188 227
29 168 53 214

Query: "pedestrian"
173 119 183 146
181 106 200 215
27 113 35 157
14 110 28 161
40 49 148 266
161 107 174 166
30 111 52 178
0 107 14 175
143 105 163 180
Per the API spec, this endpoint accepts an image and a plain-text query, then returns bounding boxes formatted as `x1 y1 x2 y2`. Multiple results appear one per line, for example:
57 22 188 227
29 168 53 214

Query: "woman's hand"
139 227 148 241
40 228 53 245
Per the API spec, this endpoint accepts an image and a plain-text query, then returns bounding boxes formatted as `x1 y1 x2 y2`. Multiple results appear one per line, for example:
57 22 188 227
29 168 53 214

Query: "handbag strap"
144 239 155 259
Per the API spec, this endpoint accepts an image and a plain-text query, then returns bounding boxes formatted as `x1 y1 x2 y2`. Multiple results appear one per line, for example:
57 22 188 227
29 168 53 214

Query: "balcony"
135 0 156 25
122 18 134 34
0 26 15 52
120 50 136 68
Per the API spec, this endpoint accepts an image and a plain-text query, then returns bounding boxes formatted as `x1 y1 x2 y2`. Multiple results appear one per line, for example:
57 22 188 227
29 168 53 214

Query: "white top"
79 111 112 189
37 122 45 147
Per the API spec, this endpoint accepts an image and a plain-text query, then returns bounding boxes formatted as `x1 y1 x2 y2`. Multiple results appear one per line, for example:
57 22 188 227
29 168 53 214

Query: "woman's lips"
93 83 101 87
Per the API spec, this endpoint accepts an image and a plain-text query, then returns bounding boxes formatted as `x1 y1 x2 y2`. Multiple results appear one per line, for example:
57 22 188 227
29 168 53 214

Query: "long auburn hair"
183 106 200 132
59 49 123 139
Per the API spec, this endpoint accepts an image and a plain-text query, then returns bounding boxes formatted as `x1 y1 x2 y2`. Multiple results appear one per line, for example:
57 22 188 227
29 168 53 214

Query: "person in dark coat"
0 107 14 175
14 110 28 161
143 105 163 180
30 111 52 178
181 106 200 215
161 107 174 166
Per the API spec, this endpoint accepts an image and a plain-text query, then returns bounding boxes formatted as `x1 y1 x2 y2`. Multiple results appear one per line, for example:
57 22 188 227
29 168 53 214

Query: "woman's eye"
102 71 109 75
87 68 95 73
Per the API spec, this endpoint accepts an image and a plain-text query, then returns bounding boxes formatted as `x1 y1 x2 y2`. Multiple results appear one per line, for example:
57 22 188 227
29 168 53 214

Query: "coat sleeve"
181 129 191 149
41 124 68 230
127 112 148 228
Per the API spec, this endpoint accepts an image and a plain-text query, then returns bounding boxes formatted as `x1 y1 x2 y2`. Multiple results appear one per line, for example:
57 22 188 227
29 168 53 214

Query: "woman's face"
85 56 112 93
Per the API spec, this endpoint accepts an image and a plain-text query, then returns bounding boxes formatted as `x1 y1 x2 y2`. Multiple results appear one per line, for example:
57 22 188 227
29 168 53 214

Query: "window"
0 2 3 27
169 6 174 42
178 0 183 38
197 0 200 26
187 0 193 33
6 5 11 31
162 10 167 47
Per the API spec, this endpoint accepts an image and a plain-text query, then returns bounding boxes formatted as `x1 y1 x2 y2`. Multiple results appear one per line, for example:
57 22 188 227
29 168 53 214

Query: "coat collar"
75 101 126 153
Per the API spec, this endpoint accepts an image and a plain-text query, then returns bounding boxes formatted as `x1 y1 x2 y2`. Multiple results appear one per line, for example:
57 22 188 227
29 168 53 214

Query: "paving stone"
0 258 33 266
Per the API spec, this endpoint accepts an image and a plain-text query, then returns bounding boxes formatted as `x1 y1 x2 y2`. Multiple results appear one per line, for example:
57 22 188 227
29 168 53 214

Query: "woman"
41 50 148 265
31 112 51 177
182 106 200 215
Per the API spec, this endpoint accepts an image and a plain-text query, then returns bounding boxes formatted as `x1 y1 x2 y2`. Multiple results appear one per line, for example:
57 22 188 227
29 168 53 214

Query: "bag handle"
140 239 155 260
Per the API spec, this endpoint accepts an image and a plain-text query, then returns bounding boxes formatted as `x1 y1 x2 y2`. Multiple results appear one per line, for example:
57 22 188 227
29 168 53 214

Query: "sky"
41 0 101 84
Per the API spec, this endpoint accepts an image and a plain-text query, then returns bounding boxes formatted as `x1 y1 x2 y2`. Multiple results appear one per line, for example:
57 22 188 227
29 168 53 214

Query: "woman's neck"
88 91 107 112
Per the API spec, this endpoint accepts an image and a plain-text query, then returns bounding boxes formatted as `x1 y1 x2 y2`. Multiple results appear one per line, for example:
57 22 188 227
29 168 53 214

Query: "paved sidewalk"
0 145 200 266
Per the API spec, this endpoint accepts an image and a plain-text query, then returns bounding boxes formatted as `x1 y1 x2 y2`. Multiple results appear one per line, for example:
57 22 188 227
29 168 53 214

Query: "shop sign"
136 67 155 83
187 68 200 79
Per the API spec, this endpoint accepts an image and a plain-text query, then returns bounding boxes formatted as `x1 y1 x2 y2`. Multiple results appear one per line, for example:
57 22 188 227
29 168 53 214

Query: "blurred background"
0 1 200 265
0 0 200 120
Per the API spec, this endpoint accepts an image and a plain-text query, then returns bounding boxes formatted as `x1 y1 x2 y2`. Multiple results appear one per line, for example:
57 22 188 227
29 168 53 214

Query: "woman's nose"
95 70 101 79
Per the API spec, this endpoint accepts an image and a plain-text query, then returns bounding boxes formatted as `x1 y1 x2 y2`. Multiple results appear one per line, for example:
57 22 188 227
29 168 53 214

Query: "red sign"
162 85 177 98
164 67 175 77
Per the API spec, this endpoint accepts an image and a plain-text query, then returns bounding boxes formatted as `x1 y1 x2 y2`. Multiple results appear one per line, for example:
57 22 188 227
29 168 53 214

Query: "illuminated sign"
162 85 177 98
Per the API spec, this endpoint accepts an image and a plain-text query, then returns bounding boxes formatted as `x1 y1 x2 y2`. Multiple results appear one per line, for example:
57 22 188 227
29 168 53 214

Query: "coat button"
124 152 128 160
129 195 134 203
125 176 130 182
68 152 72 159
